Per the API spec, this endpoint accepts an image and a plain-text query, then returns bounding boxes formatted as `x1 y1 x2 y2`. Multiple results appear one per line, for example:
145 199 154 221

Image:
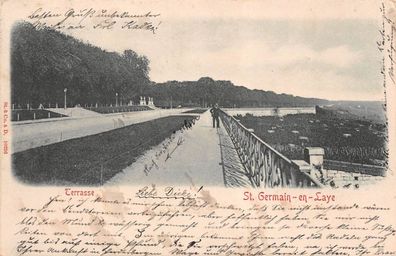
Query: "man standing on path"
210 103 220 128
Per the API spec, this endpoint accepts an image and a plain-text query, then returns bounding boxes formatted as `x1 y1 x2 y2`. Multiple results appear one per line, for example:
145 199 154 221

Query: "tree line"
11 22 328 109
11 22 150 108
142 77 328 108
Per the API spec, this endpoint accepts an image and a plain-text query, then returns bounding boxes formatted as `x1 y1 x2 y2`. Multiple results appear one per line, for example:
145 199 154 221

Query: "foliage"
86 105 152 114
11 22 329 109
143 78 328 108
11 22 150 108
237 108 387 165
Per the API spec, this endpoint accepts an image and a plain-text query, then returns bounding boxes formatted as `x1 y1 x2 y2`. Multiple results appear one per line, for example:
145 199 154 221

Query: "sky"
61 0 385 101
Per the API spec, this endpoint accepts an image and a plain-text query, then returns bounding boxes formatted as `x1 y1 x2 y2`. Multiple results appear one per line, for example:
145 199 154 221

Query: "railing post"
290 165 299 187
291 160 311 187
304 147 326 179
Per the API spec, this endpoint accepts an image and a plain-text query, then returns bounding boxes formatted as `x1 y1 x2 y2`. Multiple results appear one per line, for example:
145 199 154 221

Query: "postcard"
1 0 395 255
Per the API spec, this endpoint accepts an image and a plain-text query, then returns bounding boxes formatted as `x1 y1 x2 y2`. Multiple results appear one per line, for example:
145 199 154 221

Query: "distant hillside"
321 101 386 123
11 22 329 108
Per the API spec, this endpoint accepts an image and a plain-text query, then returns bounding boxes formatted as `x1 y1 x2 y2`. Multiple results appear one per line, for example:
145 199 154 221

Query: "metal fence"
219 110 323 188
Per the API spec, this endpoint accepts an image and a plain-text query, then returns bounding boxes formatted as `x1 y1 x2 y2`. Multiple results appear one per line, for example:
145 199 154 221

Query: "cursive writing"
27 8 162 34
13 188 396 255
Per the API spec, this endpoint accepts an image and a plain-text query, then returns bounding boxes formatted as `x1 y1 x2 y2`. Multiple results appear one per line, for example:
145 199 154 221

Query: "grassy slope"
182 108 208 114
13 116 195 185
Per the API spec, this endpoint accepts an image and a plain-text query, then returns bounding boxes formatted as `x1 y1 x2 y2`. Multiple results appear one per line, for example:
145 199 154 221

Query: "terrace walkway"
107 111 248 186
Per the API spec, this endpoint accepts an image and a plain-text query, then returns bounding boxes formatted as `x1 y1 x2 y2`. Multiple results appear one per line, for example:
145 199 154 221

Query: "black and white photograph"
2 1 396 256
8 1 391 189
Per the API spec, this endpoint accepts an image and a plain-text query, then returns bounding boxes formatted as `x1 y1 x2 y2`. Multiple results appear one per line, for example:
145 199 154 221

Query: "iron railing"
219 110 323 188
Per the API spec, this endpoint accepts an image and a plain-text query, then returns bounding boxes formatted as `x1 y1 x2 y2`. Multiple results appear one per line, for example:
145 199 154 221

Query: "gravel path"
107 111 231 186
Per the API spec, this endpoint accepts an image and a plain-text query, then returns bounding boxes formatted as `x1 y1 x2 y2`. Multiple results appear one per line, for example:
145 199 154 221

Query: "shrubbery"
237 111 387 165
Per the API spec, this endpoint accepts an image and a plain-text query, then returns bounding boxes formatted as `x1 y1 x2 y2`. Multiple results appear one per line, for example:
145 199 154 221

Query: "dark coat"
210 107 220 117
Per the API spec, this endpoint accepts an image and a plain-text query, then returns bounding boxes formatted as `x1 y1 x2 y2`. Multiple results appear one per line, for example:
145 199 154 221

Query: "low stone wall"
326 169 384 188
303 147 385 188
223 107 316 117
